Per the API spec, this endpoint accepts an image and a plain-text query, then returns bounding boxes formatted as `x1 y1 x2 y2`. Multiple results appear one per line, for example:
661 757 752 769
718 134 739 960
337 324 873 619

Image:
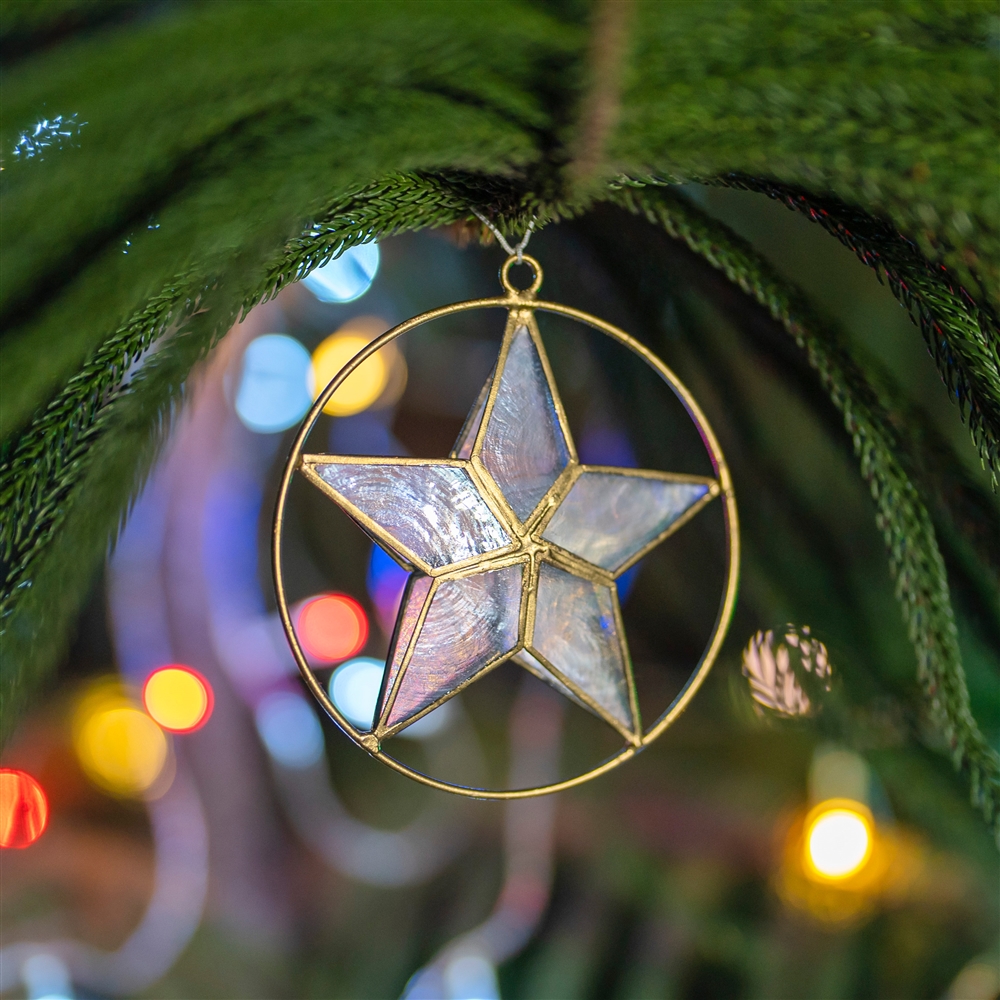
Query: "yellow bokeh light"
73 682 169 797
804 801 873 881
143 666 211 732
312 318 391 416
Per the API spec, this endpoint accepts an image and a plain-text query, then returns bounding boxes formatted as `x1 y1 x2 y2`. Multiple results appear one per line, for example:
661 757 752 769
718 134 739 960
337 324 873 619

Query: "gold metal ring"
500 253 544 298
272 285 740 799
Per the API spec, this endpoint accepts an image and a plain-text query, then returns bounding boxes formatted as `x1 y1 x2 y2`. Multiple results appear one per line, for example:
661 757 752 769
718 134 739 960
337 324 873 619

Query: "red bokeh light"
297 593 369 663
0 769 49 849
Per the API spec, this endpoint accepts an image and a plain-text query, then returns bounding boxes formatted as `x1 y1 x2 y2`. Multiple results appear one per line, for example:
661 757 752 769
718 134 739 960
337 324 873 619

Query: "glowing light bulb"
312 316 398 417
302 242 379 303
73 681 169 797
0 769 49 848
297 593 369 663
143 665 213 733
235 334 313 433
805 801 872 880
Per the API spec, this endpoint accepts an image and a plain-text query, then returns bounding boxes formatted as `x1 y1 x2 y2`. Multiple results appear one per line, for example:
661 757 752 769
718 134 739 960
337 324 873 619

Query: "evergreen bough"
1 1 997 835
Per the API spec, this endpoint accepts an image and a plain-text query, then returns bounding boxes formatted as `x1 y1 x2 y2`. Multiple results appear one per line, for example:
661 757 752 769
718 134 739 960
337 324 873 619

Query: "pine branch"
0 173 493 732
0 173 485 611
715 175 1000 486
618 1 1000 296
609 183 999 835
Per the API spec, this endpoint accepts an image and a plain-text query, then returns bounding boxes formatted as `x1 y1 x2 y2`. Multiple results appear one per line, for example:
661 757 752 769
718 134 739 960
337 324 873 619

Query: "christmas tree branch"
0 174 488 735
714 175 1000 487
610 183 1000 835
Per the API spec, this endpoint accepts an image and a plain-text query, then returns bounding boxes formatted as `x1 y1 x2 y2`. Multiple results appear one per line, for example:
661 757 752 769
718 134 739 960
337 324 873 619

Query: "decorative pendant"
273 252 739 797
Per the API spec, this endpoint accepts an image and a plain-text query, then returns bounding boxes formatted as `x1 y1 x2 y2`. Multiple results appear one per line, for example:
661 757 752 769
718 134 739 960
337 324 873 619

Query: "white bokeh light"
302 243 380 303
806 806 871 879
443 953 499 1000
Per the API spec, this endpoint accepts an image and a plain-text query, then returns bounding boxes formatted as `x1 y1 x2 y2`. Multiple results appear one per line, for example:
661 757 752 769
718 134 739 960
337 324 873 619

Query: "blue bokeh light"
366 543 410 634
303 243 380 303
330 656 454 739
329 657 383 730
234 334 313 434
255 691 325 768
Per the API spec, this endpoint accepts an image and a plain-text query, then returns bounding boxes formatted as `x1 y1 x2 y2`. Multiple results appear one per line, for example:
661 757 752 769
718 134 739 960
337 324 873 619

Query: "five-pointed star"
300 312 719 745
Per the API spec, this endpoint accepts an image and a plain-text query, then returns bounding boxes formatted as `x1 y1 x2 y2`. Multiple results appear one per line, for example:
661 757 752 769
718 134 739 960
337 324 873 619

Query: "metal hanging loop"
500 253 544 299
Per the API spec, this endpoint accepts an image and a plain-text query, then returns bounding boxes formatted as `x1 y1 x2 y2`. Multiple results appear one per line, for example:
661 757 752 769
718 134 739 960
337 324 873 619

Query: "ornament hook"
500 253 544 299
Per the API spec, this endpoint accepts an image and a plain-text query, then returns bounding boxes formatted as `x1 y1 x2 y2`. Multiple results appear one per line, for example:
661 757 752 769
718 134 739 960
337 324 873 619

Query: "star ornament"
300 313 720 747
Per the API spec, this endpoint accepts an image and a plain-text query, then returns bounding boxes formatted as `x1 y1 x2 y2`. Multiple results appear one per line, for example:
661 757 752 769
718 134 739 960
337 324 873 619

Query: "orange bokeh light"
297 593 369 663
143 665 214 733
0 769 49 848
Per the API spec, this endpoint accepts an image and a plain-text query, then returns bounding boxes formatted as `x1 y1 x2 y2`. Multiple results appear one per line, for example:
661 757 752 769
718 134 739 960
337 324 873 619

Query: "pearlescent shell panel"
386 563 524 729
480 327 570 521
530 562 633 732
312 461 511 569
543 472 709 573
378 574 433 723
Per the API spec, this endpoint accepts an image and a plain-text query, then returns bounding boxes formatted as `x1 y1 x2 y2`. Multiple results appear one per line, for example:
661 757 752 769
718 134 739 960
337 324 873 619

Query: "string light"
143 665 214 733
366 543 409 635
20 953 73 1000
302 242 380 303
297 593 369 663
329 657 455 739
329 657 384 729
255 691 325 769
311 318 392 416
0 769 49 849
804 801 873 880
234 334 313 433
73 681 170 797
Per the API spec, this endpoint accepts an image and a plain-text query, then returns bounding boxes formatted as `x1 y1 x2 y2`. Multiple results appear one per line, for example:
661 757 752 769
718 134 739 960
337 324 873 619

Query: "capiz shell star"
274 252 739 797
301 312 719 745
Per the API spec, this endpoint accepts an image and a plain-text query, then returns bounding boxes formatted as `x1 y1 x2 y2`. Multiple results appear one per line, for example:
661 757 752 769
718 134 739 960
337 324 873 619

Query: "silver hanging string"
471 209 536 263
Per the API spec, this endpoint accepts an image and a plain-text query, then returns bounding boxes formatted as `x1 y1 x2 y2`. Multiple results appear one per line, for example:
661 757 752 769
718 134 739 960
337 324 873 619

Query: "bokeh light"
0 769 49 849
302 242 380 303
311 319 393 416
143 665 214 733
73 682 170 797
234 333 313 433
443 953 500 1000
805 801 873 880
330 657 455 739
255 690 325 769
297 593 369 663
20 952 73 1000
366 543 410 635
946 959 1000 1000
329 657 384 729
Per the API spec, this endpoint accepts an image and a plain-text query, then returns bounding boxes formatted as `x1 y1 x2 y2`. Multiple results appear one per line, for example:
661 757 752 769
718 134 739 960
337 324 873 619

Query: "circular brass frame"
272 254 740 799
